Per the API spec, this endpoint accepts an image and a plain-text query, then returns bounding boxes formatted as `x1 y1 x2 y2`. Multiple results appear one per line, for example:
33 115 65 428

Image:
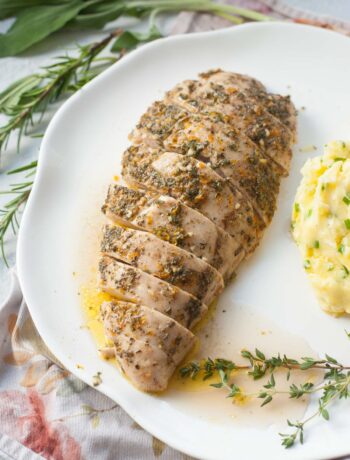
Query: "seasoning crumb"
76 363 84 369
99 347 115 360
93 371 102 387
72 271 76 277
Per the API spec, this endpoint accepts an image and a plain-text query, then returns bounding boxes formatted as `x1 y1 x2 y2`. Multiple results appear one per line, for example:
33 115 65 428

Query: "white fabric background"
285 0 350 20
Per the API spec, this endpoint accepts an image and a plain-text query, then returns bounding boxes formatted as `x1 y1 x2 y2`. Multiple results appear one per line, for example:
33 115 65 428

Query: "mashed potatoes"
292 141 350 314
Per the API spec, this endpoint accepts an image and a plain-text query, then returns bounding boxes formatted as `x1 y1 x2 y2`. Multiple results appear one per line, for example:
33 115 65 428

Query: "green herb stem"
0 180 33 265
180 347 350 449
122 0 272 22
0 31 120 153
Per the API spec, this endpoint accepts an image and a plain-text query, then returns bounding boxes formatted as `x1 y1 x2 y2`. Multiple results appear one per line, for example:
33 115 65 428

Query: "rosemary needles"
0 32 120 154
0 161 37 265
0 2 272 261
0 32 123 262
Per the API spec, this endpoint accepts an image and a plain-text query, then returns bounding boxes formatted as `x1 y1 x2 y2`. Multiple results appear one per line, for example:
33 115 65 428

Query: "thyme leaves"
180 345 350 449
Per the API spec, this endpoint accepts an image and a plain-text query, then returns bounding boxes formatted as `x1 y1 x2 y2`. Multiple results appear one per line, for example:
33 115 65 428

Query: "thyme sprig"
180 347 350 448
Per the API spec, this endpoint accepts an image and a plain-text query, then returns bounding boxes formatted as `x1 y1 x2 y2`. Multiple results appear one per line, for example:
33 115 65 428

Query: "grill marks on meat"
102 185 243 281
97 69 296 392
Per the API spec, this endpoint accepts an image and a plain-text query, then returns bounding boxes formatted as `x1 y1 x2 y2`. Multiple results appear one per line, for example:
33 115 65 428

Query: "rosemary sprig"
0 31 121 153
0 32 127 261
180 346 350 448
0 161 37 265
0 32 126 262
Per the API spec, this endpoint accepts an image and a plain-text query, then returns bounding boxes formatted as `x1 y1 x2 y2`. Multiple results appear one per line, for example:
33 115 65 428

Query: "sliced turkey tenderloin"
102 184 243 281
101 300 195 392
165 78 293 174
101 224 224 304
122 146 261 251
98 255 207 328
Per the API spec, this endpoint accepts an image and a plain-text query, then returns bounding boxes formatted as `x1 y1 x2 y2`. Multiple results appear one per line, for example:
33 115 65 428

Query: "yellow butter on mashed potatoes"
292 140 350 314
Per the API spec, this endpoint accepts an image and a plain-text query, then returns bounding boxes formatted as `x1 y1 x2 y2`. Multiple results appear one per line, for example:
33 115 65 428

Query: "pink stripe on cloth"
172 0 350 35
260 0 350 34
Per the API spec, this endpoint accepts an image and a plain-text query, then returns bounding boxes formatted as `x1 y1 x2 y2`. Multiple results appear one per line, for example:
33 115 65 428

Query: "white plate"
17 22 350 460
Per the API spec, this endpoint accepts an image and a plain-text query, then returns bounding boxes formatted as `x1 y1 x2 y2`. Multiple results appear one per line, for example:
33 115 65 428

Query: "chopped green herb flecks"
345 219 350 230
306 209 312 218
304 259 311 269
343 193 350 205
314 240 320 249
294 203 300 213
338 244 345 254
342 265 349 278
